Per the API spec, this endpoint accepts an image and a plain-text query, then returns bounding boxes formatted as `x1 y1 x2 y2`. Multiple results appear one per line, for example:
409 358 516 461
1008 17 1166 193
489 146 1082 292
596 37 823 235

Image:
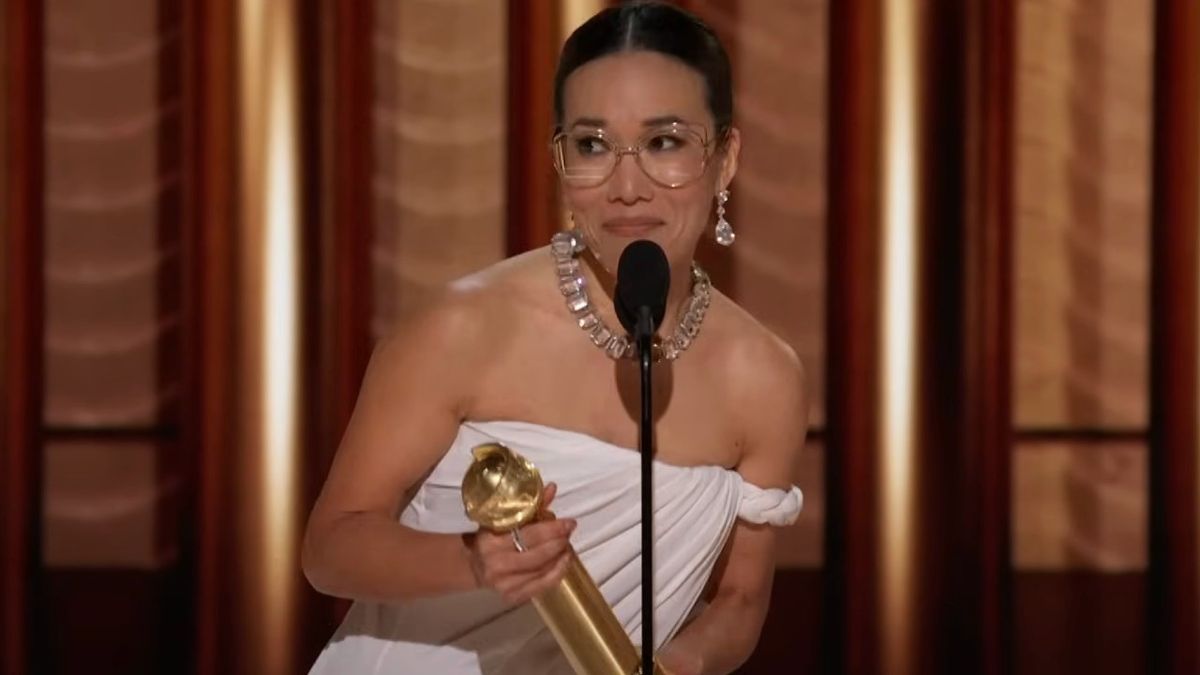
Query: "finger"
501 553 572 605
483 545 565 593
494 536 571 574
536 484 558 522
541 482 557 510
476 524 570 586
512 518 576 549
473 527 519 556
492 549 570 602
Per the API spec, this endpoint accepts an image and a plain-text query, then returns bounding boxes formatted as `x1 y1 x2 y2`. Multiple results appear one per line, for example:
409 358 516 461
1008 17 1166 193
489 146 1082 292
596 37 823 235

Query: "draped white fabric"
310 420 803 674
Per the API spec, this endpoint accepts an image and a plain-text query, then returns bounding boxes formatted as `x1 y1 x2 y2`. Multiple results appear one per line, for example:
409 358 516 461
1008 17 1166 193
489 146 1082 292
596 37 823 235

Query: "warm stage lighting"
880 2 920 674
236 1 301 672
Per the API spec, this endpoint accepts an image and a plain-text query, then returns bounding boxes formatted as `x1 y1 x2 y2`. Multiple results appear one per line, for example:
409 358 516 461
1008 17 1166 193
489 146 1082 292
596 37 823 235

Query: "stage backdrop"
2 1 1192 674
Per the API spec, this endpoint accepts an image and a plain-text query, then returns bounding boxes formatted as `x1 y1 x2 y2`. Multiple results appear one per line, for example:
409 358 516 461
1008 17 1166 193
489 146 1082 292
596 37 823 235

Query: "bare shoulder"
371 251 548 389
376 278 495 366
708 292 808 488
708 291 806 408
379 247 558 363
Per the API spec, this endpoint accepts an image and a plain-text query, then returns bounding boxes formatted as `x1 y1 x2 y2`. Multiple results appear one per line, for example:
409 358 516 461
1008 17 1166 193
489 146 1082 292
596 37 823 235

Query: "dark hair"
553 1 733 139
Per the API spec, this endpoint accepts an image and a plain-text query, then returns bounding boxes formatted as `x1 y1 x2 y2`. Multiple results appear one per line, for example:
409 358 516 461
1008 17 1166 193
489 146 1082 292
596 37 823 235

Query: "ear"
716 126 742 193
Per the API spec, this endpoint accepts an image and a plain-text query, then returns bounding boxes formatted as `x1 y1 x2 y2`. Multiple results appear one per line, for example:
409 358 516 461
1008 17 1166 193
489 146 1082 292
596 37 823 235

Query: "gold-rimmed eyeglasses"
551 123 718 189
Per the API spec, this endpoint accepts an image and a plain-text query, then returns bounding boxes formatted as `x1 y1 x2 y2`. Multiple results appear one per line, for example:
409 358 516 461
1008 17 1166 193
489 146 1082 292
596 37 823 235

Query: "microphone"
615 240 670 346
614 239 670 675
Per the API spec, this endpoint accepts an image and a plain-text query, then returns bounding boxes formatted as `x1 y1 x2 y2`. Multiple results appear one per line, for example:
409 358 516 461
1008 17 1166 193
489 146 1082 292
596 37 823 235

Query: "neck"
579 250 694 337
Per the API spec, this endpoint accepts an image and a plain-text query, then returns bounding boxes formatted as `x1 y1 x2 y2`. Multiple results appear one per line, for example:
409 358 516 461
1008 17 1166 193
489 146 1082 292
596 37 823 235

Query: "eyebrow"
567 115 692 129
642 115 688 127
569 117 606 129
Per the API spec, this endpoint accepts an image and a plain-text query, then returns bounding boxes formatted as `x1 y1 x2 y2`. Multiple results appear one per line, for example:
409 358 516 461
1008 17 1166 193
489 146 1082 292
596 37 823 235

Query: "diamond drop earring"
714 190 735 246
567 213 589 254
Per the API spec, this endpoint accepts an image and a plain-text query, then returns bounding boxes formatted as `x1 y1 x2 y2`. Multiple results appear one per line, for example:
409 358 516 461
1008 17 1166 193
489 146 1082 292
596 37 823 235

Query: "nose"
606 150 653 204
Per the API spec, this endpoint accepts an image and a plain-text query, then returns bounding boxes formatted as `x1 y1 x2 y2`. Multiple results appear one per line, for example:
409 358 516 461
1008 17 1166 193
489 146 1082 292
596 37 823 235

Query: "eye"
573 135 609 156
645 133 687 152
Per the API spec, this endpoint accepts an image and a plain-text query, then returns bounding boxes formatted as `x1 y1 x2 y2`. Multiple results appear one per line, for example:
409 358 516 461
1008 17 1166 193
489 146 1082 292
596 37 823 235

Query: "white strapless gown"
309 420 803 674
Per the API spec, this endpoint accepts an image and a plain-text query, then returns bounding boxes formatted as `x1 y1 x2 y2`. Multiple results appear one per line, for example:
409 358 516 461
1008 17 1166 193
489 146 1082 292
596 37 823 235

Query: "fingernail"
566 520 577 533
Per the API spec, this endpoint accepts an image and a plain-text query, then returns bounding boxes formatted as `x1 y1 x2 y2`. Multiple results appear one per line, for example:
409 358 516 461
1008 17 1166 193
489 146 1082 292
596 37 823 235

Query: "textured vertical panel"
42 0 184 574
43 0 180 428
42 441 167 567
1014 443 1146 570
688 0 830 580
371 0 507 336
692 0 828 428
1015 0 1151 430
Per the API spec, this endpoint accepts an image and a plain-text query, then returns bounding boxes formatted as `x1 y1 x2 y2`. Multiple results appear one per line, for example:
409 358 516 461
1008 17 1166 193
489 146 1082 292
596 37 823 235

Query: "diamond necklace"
549 231 711 362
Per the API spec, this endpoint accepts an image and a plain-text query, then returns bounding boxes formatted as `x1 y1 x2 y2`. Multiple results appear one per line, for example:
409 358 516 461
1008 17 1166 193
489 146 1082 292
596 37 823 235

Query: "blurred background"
2 0 1198 673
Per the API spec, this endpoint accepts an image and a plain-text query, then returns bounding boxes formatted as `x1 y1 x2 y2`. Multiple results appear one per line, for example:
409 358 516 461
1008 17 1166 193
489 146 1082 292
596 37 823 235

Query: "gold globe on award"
462 443 669 675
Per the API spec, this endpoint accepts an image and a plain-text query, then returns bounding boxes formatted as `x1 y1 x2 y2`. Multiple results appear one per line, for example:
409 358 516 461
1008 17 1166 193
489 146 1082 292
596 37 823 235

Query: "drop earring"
566 213 587 253
714 189 735 246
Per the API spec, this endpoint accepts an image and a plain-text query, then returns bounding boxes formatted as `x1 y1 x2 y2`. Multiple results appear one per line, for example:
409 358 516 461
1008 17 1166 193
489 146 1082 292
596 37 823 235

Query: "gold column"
234 1 303 672
878 2 920 673
559 0 606 39
828 1 1012 673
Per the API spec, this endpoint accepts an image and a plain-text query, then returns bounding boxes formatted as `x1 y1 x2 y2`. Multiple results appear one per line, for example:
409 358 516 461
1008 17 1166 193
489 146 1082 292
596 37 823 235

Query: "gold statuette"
462 443 668 675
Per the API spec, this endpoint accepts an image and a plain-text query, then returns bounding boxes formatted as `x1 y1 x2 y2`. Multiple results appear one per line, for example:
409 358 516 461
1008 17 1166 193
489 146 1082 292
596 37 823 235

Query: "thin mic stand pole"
637 307 654 675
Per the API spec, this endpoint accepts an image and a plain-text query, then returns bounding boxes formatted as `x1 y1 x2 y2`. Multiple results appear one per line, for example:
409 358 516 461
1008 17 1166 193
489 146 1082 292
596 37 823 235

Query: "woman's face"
557 50 740 275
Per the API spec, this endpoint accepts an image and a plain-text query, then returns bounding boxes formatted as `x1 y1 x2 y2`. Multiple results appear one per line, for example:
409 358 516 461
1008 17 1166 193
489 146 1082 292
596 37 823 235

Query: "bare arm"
301 296 574 604
659 342 808 675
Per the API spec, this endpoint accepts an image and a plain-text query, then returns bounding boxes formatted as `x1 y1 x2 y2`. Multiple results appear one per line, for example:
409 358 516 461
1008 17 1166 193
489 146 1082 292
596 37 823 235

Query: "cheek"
564 185 603 216
562 187 714 266
668 190 715 236
564 190 603 237
563 190 619 269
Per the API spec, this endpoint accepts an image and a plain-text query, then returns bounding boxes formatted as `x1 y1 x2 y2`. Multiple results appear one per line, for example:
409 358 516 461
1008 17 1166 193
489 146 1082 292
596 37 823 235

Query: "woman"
303 3 807 674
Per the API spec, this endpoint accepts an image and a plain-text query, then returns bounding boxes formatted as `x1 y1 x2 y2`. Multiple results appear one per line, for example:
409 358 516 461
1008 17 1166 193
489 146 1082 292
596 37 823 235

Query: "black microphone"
614 239 670 675
615 240 670 346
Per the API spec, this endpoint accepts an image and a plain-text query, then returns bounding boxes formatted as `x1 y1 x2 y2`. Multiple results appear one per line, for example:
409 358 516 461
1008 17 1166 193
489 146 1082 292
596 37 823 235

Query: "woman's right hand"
465 482 577 605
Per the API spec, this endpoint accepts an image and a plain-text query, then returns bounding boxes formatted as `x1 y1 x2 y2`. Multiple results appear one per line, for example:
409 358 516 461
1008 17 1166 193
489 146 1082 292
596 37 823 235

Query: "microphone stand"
635 306 654 675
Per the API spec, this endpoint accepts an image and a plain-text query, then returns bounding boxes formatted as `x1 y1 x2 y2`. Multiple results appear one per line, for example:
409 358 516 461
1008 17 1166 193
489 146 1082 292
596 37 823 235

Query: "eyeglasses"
551 123 718 189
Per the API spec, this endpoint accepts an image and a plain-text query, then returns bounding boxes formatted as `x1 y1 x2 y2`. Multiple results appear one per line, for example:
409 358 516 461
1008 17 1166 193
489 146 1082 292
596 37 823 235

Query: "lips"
600 217 665 236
